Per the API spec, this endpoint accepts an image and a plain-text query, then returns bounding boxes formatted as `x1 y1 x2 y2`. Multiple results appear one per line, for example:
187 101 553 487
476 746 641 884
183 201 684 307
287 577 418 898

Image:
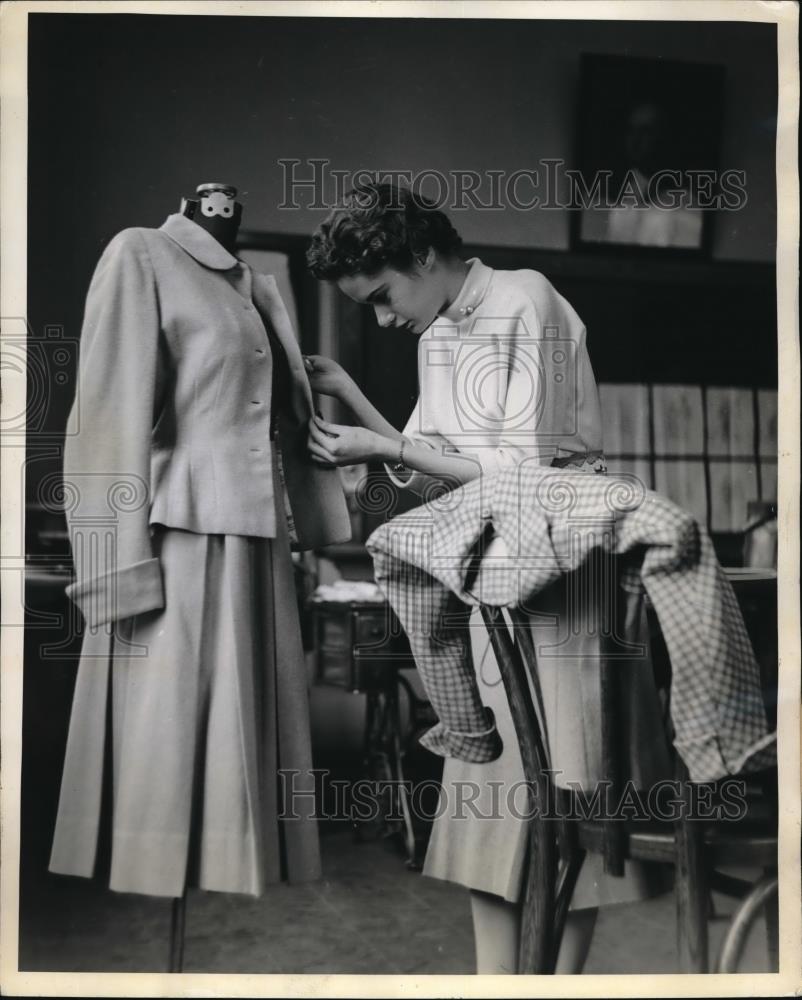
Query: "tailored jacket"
64 213 350 628
366 464 776 784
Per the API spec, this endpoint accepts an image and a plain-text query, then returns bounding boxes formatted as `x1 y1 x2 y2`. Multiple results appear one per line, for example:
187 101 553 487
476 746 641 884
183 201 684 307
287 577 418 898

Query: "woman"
304 182 671 974
50 211 350 899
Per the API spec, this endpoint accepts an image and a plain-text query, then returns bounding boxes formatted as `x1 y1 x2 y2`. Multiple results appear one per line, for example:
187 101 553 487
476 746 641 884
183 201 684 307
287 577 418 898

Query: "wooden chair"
480 564 778 975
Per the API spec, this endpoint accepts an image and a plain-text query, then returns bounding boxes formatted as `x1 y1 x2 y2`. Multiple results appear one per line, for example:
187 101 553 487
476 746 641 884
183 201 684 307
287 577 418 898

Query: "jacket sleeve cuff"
418 710 503 763
673 730 777 783
65 556 165 628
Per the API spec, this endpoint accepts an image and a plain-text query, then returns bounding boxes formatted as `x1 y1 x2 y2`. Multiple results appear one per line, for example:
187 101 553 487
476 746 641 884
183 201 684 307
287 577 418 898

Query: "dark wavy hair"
306 182 463 280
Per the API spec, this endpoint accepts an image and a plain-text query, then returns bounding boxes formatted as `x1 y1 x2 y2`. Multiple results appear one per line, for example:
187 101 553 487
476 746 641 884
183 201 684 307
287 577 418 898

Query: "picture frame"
570 53 727 256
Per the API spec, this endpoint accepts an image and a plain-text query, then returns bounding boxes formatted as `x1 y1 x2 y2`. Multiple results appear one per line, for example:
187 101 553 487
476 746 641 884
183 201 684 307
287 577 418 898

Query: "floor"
18 822 775 976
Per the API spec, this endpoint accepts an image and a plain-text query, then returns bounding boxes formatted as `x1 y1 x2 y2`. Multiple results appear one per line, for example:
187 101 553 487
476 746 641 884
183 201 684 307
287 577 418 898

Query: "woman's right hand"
302 354 353 400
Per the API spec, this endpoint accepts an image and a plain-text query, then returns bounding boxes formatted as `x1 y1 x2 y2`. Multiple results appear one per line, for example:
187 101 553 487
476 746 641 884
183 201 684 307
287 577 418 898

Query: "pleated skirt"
49 455 321 899
423 557 673 908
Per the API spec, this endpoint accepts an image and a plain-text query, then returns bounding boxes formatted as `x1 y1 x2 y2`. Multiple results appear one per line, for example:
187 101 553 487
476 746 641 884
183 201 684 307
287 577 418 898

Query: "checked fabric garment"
366 464 777 783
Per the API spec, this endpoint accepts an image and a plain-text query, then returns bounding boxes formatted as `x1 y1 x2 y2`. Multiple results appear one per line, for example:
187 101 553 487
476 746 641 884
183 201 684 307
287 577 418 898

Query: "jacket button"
480 507 492 519
255 348 265 356
251 400 262 406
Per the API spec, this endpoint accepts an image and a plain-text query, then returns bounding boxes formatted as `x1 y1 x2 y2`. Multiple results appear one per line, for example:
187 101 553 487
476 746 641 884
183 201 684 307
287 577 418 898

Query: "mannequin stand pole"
169 893 187 972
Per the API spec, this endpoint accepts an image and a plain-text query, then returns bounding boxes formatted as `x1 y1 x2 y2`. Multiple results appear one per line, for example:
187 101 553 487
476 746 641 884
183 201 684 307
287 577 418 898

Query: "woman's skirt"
49 457 320 899
423 544 673 908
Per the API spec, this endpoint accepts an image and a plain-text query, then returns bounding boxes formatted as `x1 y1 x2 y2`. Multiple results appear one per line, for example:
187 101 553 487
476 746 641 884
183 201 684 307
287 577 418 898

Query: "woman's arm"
303 354 481 489
303 354 401 440
307 416 481 487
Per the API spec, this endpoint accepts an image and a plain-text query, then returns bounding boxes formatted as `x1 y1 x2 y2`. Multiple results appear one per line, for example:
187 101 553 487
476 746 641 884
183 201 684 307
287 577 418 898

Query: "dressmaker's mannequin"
173 182 242 973
52 178 342 974
180 182 243 254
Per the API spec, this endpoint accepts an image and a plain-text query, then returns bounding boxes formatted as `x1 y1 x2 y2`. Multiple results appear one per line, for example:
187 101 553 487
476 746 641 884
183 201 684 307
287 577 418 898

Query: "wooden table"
311 598 437 868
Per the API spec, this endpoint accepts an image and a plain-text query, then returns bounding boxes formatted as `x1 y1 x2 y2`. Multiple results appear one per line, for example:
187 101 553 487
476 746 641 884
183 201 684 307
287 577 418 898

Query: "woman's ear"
415 247 435 270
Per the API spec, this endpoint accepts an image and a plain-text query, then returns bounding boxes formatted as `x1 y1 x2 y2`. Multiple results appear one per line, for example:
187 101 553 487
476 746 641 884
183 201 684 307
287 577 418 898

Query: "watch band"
392 437 407 475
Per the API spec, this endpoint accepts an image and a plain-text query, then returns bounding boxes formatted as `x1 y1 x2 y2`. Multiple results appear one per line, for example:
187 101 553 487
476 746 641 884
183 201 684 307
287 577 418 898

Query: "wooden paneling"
758 389 778 457
598 384 651 455
652 385 705 455
706 388 755 458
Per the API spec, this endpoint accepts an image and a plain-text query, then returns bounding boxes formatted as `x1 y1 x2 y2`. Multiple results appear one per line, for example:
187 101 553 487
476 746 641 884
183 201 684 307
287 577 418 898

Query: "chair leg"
552 845 587 960
715 875 778 973
481 606 556 973
675 768 709 972
518 816 558 974
169 893 187 973
675 837 710 971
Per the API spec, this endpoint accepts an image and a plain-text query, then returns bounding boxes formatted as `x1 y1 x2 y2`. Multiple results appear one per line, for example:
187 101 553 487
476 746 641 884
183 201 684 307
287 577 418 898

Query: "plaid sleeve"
369 513 502 762
369 463 776 781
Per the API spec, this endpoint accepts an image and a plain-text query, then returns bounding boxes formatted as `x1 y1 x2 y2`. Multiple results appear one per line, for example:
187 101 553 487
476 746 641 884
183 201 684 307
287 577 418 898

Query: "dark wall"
27 13 778 504
28 13 778 262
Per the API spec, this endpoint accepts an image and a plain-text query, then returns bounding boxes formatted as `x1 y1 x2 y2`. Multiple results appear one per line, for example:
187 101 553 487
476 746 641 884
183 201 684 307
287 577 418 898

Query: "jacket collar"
439 258 494 322
160 213 240 270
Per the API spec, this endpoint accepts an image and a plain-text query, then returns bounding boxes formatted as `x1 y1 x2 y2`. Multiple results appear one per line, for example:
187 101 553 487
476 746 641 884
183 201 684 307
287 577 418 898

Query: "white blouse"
387 258 603 489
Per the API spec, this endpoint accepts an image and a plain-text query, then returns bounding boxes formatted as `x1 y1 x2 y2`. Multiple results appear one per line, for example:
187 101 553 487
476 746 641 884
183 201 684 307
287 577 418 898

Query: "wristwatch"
392 437 408 476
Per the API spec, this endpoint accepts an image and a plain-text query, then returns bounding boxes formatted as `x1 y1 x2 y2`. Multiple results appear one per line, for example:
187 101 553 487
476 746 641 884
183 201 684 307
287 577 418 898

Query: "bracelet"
392 438 407 475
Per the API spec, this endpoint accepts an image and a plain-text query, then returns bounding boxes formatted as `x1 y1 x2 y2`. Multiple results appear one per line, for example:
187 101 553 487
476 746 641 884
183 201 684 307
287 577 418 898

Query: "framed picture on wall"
570 53 727 255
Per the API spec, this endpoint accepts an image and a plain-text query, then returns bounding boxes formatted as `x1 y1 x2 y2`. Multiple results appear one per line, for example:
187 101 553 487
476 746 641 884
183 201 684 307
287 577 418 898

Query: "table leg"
386 680 418 868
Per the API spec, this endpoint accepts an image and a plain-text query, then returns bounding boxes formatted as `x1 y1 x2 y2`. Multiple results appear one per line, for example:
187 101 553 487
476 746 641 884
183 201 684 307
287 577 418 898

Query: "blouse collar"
439 257 494 322
160 213 241 271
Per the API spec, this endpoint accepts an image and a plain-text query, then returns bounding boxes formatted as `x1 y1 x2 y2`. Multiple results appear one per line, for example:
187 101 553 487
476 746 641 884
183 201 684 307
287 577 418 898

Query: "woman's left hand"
307 415 383 467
